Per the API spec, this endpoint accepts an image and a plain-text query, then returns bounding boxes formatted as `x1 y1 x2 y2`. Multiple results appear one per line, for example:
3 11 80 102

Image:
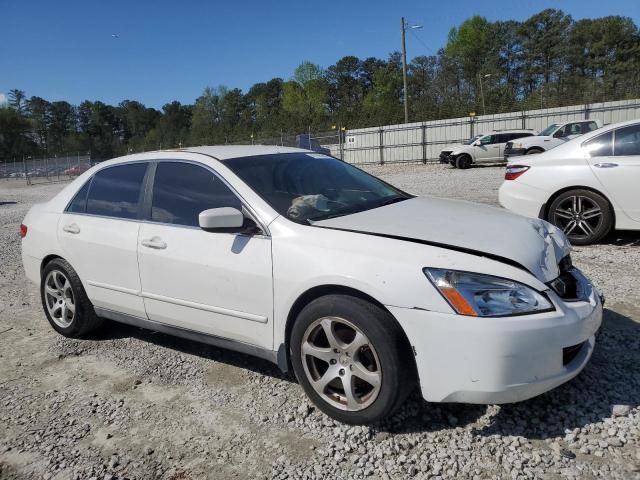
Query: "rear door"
58 162 149 318
584 124 640 222
136 161 274 349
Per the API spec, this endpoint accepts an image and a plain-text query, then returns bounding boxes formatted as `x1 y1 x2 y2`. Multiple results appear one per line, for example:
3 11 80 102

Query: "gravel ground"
1 165 639 480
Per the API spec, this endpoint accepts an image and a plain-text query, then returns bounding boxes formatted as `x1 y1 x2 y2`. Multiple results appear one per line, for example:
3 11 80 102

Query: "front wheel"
290 295 415 425
548 189 613 245
456 155 472 169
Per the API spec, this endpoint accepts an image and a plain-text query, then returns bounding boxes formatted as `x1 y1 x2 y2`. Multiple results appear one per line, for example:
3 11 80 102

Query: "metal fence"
316 98 640 165
0 154 92 184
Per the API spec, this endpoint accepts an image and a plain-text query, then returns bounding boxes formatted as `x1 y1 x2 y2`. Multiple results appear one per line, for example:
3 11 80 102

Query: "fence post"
421 124 427 164
338 126 344 161
378 128 384 165
469 117 474 139
584 102 590 120
23 156 29 185
521 109 526 130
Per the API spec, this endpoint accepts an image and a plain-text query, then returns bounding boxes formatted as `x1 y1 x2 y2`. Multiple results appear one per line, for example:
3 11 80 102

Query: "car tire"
526 148 545 155
456 155 472 169
450 159 458 168
548 189 613 245
290 294 415 425
41 258 103 337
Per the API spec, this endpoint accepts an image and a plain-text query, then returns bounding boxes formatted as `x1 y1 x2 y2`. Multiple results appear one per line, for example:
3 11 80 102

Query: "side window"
479 135 493 145
86 163 148 219
151 162 242 227
554 125 570 138
583 122 598 133
510 132 532 141
583 131 613 157
67 179 91 213
614 124 640 157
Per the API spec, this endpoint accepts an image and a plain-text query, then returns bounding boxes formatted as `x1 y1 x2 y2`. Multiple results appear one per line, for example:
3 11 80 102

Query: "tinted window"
583 132 613 157
479 135 495 145
151 162 242 227
583 122 599 133
86 163 148 219
67 179 91 213
614 124 640 156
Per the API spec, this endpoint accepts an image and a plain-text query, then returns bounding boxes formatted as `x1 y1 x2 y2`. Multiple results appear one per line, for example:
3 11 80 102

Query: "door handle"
62 223 80 234
141 237 167 249
594 162 619 168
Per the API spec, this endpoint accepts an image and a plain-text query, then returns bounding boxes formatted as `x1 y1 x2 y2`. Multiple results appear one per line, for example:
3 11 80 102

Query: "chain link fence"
0 154 92 184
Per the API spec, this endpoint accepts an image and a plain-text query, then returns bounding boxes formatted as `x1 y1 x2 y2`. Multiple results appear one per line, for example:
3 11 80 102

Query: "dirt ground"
1 165 639 480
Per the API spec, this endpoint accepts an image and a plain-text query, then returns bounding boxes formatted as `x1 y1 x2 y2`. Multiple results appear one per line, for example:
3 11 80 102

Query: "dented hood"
314 196 570 283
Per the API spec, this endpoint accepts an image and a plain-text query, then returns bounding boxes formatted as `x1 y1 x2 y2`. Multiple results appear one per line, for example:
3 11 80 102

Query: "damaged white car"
21 146 603 424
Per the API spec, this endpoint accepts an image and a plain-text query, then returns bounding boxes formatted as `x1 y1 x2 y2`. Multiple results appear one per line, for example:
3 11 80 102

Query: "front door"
475 134 501 162
137 161 274 349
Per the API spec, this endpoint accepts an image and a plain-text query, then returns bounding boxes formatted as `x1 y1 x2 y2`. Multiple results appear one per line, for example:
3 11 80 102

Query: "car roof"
172 145 312 160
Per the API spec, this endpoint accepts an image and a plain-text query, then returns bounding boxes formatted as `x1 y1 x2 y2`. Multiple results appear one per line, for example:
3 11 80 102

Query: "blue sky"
1 0 639 109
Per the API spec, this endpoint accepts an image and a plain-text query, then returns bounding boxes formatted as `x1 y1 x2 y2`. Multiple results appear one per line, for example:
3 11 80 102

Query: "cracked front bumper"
389 286 602 404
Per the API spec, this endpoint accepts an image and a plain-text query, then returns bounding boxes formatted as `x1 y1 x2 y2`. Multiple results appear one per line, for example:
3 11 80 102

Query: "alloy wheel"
44 270 76 328
301 317 382 411
552 195 604 242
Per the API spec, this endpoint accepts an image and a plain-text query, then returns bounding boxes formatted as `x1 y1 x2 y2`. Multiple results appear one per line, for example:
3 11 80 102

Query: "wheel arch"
282 285 417 377
40 254 64 275
525 146 545 154
543 185 616 226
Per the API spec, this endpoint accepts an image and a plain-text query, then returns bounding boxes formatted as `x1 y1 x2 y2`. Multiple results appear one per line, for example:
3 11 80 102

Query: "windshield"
464 135 483 145
539 124 560 136
224 153 411 224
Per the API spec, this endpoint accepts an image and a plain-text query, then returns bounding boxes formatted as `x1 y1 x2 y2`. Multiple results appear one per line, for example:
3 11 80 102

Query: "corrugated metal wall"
327 98 640 165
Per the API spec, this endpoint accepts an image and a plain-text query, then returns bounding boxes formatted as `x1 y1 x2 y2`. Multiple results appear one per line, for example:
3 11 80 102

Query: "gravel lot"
1 164 639 480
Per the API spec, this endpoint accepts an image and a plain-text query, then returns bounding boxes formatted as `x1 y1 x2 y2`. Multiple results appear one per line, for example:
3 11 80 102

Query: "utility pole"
478 73 486 116
401 17 409 124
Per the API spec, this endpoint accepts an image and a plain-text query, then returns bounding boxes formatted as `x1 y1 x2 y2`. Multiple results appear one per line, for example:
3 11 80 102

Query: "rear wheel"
456 155 472 169
548 189 613 245
41 258 103 337
291 295 415 425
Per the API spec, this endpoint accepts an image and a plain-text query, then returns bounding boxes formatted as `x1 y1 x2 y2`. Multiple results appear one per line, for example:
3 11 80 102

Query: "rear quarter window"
66 179 91 213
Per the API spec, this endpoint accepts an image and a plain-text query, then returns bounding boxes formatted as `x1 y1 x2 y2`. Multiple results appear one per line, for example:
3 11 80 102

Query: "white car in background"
504 119 602 159
22 146 602 424
500 119 640 245
442 130 536 169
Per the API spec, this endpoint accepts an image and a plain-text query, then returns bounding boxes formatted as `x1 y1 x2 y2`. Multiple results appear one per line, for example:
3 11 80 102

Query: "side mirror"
199 207 244 230
473 140 481 146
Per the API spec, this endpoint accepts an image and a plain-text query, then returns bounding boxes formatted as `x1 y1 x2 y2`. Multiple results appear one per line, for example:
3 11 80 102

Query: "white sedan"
21 146 602 424
500 119 640 245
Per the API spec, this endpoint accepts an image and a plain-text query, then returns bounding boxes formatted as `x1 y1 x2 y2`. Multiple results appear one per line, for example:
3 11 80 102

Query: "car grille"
563 341 586 366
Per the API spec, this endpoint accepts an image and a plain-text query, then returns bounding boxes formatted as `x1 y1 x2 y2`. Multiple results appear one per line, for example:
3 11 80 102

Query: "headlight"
423 268 554 317
512 142 523 149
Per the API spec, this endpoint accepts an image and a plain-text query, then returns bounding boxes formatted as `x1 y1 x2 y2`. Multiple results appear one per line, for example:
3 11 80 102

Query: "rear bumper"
389 287 602 404
22 252 41 285
499 180 548 219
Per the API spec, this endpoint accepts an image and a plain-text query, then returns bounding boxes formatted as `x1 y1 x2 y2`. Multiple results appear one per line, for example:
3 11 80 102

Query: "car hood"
314 197 570 283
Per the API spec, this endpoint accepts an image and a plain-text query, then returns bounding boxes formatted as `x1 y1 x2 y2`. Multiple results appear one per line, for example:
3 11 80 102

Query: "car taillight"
20 224 28 238
505 165 530 181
